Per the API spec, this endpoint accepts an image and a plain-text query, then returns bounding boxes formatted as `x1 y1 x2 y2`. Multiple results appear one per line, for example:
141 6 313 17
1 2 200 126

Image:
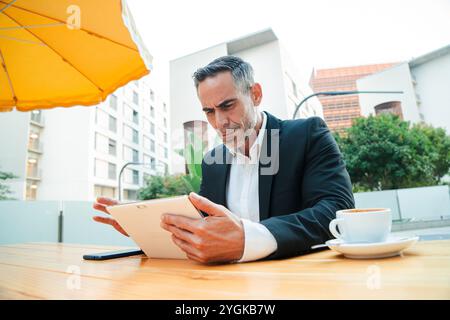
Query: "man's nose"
215 111 229 129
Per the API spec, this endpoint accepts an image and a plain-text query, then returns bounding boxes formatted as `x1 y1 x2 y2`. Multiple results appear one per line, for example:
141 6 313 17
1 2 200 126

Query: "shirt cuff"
238 218 278 262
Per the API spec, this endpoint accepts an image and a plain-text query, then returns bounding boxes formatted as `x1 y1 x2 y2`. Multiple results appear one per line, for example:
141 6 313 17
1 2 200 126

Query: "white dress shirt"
224 112 278 262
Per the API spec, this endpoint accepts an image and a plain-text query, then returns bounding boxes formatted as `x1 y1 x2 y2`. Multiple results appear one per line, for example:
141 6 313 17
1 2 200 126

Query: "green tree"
0 170 17 200
335 114 450 191
137 174 192 200
412 123 450 183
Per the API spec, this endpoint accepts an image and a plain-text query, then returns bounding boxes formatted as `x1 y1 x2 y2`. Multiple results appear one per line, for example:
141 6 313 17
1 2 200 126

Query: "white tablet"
107 195 203 259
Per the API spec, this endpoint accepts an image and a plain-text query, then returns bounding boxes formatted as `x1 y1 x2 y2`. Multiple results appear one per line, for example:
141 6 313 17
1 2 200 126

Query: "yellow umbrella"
0 0 152 112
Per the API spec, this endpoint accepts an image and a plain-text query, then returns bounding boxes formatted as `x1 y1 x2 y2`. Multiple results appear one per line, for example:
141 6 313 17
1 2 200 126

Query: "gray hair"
192 56 255 94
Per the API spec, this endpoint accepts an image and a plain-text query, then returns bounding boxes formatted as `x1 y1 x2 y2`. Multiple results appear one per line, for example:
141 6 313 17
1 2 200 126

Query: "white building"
0 75 171 201
356 44 450 133
169 28 323 173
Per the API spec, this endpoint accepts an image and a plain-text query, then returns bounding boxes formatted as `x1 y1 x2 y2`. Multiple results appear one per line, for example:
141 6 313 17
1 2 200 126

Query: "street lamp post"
292 90 404 119
118 161 166 202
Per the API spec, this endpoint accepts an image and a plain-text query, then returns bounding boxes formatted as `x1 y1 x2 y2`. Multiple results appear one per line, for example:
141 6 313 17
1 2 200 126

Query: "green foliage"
137 174 191 200
181 132 205 194
0 170 17 200
335 114 450 191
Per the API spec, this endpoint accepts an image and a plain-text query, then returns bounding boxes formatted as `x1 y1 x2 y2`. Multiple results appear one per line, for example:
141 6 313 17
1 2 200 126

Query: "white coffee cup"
329 208 392 243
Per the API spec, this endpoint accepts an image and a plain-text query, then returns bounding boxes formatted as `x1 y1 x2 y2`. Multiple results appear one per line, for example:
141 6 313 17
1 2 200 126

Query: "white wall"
411 53 450 132
0 110 29 199
38 107 92 201
279 43 324 120
356 63 421 123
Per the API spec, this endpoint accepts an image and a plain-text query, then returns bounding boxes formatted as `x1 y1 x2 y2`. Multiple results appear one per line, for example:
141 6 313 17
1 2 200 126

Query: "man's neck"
243 112 263 157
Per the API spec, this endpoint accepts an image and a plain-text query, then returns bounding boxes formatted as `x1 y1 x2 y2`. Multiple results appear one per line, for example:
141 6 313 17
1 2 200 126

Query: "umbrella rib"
0 1 139 52
2 10 105 94
0 34 45 45
0 22 65 31
0 0 17 14
0 48 17 104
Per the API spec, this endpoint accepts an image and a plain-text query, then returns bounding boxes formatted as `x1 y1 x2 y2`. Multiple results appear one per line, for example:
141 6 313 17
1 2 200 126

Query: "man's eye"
205 109 214 114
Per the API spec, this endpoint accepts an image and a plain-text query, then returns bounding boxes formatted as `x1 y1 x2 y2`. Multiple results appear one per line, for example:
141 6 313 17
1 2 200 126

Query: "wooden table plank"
0 241 449 299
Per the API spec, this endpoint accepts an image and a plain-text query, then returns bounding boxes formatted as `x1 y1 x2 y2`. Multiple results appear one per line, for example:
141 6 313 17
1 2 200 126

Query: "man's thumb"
189 192 226 216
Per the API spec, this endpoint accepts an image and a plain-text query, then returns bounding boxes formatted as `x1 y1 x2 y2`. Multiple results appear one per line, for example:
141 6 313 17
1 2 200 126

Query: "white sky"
127 0 450 100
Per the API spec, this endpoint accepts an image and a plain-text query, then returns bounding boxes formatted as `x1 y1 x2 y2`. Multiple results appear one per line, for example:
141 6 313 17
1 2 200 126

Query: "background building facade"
0 76 170 201
357 45 450 133
309 63 398 133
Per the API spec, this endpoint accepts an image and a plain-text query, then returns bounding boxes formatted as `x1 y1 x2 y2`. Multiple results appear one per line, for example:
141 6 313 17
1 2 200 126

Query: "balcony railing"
27 167 42 180
28 140 43 153
30 112 44 126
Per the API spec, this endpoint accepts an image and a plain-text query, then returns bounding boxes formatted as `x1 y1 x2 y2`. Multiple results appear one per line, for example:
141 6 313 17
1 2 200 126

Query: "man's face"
197 71 262 150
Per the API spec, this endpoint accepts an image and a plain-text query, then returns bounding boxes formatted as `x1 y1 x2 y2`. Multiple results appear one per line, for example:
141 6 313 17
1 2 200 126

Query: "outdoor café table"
0 241 449 299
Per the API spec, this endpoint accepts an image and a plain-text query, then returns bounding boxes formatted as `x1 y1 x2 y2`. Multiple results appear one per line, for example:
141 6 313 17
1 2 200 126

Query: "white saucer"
325 235 419 259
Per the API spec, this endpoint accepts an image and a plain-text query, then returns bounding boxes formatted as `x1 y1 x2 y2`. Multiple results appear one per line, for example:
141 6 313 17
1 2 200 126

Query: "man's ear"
251 83 263 106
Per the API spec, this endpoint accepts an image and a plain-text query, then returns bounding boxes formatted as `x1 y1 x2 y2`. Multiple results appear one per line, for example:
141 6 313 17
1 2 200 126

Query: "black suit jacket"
198 111 355 260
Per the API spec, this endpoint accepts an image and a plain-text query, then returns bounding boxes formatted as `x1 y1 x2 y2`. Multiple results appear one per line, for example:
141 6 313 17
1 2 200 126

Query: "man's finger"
163 223 199 246
93 203 110 215
96 197 119 206
93 216 128 236
162 214 199 233
171 234 200 257
188 192 226 217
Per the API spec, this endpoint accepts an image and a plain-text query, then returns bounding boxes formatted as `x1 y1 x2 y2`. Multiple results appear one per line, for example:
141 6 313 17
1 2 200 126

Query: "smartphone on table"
83 249 144 260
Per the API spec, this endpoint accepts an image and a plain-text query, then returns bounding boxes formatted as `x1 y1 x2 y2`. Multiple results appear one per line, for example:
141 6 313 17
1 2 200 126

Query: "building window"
163 103 167 113
124 189 138 201
109 115 117 133
132 149 139 162
164 132 168 143
28 130 41 152
30 110 43 124
150 139 155 152
150 157 156 170
108 139 116 156
150 106 155 118
132 129 139 144
132 110 139 125
133 91 139 105
150 89 154 101
164 147 168 159
374 101 403 120
109 95 117 110
108 163 116 180
94 185 116 199
123 124 138 144
132 170 139 185
150 122 155 135
26 180 38 200
94 158 116 180
163 117 167 128
26 157 39 179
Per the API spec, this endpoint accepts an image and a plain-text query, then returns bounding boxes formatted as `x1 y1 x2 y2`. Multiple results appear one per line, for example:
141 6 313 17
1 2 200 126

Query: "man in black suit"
94 56 354 264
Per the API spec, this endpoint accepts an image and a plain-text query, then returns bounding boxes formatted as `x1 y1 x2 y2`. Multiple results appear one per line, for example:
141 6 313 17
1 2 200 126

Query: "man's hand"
160 192 245 264
92 197 129 237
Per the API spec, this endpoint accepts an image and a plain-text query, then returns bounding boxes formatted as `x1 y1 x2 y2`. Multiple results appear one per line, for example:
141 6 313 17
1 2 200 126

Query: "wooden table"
0 240 449 299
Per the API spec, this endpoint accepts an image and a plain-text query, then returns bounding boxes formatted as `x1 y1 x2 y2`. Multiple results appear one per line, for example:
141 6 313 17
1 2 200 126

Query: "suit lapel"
259 112 281 221
210 145 232 207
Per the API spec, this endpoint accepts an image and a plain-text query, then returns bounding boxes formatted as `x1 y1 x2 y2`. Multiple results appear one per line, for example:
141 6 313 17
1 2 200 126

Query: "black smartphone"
83 249 144 260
